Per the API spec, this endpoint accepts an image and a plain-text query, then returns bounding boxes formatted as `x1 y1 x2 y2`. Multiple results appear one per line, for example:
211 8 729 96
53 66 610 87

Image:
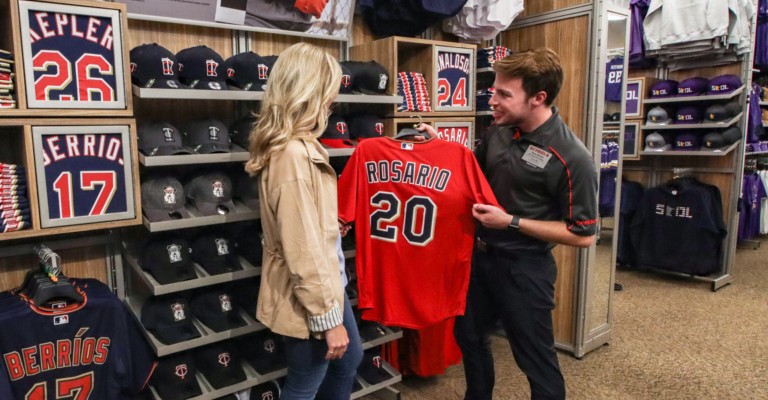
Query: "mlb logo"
215 238 230 255
401 143 413 150
211 181 224 198
206 59 219 77
167 244 182 263
161 57 174 76
217 352 231 367
53 315 69 325
171 303 186 321
219 294 232 312
163 186 177 206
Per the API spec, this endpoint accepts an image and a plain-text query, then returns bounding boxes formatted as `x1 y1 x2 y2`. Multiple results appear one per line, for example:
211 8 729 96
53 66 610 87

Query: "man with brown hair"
421 47 598 399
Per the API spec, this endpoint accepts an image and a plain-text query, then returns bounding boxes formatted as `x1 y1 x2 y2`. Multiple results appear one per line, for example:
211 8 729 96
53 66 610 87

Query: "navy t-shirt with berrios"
474 107 598 252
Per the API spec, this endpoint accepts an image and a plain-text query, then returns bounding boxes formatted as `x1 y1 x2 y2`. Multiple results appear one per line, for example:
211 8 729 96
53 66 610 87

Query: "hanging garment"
616 180 645 267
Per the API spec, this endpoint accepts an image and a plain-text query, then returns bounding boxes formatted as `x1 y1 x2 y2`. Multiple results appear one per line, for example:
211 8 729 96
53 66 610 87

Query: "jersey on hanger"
338 137 498 329
605 56 624 102
0 279 156 399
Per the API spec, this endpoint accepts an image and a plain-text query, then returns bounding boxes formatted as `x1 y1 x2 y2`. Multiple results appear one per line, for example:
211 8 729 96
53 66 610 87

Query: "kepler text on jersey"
29 12 114 50
3 327 111 381
41 134 124 166
365 160 452 192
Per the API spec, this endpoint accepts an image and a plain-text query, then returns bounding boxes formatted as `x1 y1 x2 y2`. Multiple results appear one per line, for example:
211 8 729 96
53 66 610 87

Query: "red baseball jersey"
338 137 498 328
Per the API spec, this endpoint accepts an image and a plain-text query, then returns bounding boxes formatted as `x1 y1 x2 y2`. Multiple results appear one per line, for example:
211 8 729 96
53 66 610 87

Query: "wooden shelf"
643 85 745 104
326 147 356 157
139 147 249 166
477 67 494 74
142 201 259 232
132 85 402 104
640 141 740 156
641 112 742 130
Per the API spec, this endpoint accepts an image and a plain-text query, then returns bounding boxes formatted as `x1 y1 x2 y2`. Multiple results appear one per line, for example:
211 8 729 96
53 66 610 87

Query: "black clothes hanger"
18 245 84 306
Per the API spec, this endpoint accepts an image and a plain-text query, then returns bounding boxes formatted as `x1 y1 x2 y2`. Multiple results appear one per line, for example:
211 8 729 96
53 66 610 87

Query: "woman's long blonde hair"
245 43 342 176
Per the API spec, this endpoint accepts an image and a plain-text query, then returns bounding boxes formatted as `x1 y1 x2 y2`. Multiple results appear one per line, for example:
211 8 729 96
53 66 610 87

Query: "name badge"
521 145 552 169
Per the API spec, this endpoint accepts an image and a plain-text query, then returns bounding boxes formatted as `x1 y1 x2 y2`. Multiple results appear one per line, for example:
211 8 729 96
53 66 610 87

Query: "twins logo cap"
357 348 393 384
673 132 700 150
339 61 355 94
675 105 703 124
348 61 389 94
129 43 184 89
183 118 232 154
150 353 202 400
229 115 256 149
141 175 192 221
646 106 672 125
239 330 287 374
721 126 742 145
701 131 727 151
723 101 743 118
140 235 196 284
0 200 30 212
225 51 268 91
648 80 678 98
176 45 228 90
185 171 237 216
644 132 671 151
708 74 742 94
141 297 201 344
194 343 246 389
1 220 30 232
348 113 385 141
191 230 243 275
250 381 281 400
233 172 260 210
138 121 195 156
704 104 729 122
676 77 709 96
227 276 260 315
320 114 355 148
190 289 246 332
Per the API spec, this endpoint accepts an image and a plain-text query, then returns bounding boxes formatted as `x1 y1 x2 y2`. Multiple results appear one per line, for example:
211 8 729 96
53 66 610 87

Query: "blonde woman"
245 42 362 399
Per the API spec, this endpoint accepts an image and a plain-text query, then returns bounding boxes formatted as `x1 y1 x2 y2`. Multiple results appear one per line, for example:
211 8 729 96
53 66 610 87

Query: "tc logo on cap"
163 186 177 205
375 123 384 135
162 58 174 76
227 67 235 78
212 181 224 198
175 364 188 379
171 303 187 321
206 60 218 77
217 352 231 367
263 339 275 353
219 294 232 312
215 238 229 255
130 62 137 72
341 75 351 88
167 244 182 263
263 392 274 400
208 126 220 141
336 122 348 135
162 127 176 142
258 64 268 80
373 355 382 368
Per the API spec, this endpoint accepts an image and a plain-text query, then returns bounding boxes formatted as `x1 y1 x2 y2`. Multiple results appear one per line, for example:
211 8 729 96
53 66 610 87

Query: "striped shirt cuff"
308 303 343 332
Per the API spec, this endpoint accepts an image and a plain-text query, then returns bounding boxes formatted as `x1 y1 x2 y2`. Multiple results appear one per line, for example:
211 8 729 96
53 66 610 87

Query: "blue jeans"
282 292 363 400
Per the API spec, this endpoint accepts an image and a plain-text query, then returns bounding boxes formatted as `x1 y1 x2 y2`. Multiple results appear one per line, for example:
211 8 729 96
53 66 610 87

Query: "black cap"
348 113 385 141
704 104 729 122
319 114 355 148
610 112 621 121
140 235 196 284
602 113 611 122
233 171 260 210
138 121 195 156
701 131 726 150
721 126 742 144
191 230 243 275
723 101 743 118
229 115 256 149
348 61 389 94
176 46 228 90
194 343 247 389
249 381 281 400
185 171 237 216
182 119 231 154
239 330 286 374
354 308 388 341
357 348 392 384
190 289 246 332
339 61 355 94
141 175 192 221
226 276 260 315
150 352 202 400
141 297 201 344
129 43 183 89
225 51 269 91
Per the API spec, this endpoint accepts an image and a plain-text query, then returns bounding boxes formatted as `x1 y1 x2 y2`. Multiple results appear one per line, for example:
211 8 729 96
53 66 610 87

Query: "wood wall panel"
0 246 109 292
520 0 591 18
127 20 233 58
248 33 339 59
503 15 591 345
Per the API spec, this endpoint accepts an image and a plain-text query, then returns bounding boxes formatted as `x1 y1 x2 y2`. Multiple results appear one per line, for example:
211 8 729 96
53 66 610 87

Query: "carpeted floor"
369 236 768 399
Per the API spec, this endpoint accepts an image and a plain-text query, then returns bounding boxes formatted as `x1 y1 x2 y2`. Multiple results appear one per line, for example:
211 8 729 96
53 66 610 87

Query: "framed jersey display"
624 78 643 118
433 46 474 112
434 120 474 149
17 1 128 110
623 121 640 160
31 124 136 228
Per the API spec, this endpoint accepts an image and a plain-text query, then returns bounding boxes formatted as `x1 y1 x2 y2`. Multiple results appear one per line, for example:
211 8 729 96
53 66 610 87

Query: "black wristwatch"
507 215 521 231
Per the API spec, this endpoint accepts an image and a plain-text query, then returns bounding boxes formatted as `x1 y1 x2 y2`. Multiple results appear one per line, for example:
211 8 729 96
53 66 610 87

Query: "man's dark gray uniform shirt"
475 107 598 252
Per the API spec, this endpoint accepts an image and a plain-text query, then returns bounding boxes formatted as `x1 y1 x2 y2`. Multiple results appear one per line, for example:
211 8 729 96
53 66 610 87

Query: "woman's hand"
324 324 349 360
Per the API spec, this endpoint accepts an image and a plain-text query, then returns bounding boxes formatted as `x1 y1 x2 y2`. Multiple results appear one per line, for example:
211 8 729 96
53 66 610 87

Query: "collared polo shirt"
475 107 598 252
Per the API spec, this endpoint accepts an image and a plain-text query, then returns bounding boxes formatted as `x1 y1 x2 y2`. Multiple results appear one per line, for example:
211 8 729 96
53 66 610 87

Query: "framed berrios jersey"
17 1 128 109
433 46 474 112
32 125 136 228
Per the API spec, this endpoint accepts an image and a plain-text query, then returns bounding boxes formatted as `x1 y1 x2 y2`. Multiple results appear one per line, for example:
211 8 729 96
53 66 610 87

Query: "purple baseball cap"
707 75 742 95
649 80 678 98
674 132 700 150
677 77 708 96
675 106 703 124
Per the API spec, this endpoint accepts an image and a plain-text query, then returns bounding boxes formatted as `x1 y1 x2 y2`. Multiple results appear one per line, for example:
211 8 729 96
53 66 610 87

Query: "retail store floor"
364 235 768 399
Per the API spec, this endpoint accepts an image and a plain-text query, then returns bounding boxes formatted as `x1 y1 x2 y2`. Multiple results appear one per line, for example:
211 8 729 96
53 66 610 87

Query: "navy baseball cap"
721 126 742 144
233 172 259 210
610 112 621 122
228 115 256 149
232 226 263 268
191 230 243 275
723 101 743 118
239 330 286 374
249 381 281 400
185 171 237 216
339 62 355 94
646 106 672 125
320 114 355 148
140 235 196 284
602 113 611 122
704 104 729 122
138 121 195 156
130 43 184 89
182 118 231 154
150 352 202 400
348 113 385 141
648 80 678 98
645 132 671 151
1 220 30 232
357 348 392 384
190 289 246 332
708 74 742 94
176 46 228 90
676 77 708 96
348 61 389 94
0 201 30 212
225 51 268 91
701 131 727 151
141 297 201 344
354 308 388 341
673 132 700 150
675 106 703 124
141 175 192 221
194 343 246 389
